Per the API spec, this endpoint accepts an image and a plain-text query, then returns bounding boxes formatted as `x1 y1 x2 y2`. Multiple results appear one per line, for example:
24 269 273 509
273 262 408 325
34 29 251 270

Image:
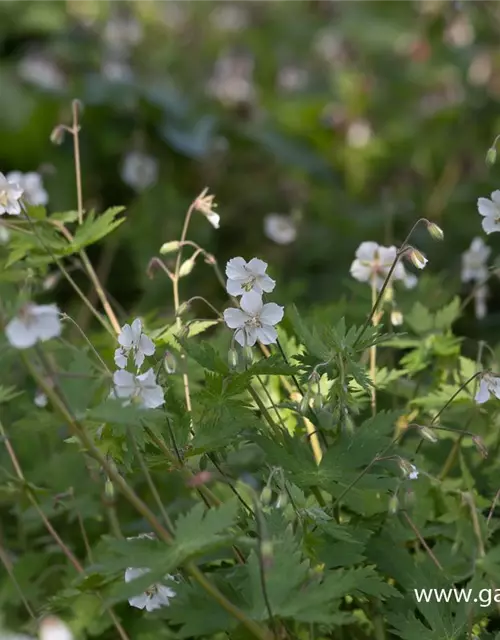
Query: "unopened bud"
308 370 320 384
104 479 114 500
486 147 497 166
179 258 195 277
390 309 403 326
399 458 419 480
243 346 253 364
388 494 399 514
426 221 444 241
160 240 181 255
228 347 238 368
473 435 488 458
407 247 428 270
187 470 213 487
419 425 438 443
299 393 310 415
164 351 177 374
260 485 272 506
50 125 65 145
275 492 288 509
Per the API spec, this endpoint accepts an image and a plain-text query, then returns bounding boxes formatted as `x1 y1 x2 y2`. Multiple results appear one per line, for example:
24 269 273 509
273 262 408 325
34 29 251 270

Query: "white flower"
475 372 500 404
478 191 500 234
264 214 297 245
7 171 48 207
474 285 488 320
5 304 61 349
101 58 133 83
223 290 284 347
350 242 397 289
461 237 491 282
34 390 48 408
39 616 73 640
0 172 24 216
277 66 309 92
194 188 219 228
225 257 275 303
115 318 155 369
17 53 66 92
346 119 372 148
0 222 10 244
104 15 143 52
112 368 164 409
121 151 158 192
124 567 175 612
408 464 419 480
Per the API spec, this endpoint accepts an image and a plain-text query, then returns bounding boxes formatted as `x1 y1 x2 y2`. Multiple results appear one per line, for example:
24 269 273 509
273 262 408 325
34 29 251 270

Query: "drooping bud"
275 492 288 509
179 258 195 277
228 347 239 369
426 221 444 241
260 485 273 506
388 494 399 514
243 346 253 364
260 540 274 570
399 458 419 480
313 393 323 411
160 240 181 255
299 393 310 415
104 479 115 500
50 125 66 145
390 309 403 326
164 351 177 374
407 247 428 270
419 425 438 443
486 147 497 166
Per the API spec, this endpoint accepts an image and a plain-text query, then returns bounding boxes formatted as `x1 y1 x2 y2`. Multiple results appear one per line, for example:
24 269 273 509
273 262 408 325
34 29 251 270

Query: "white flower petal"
258 273 276 293
475 378 490 404
240 290 263 315
130 318 143 342
350 259 371 282
482 215 500 234
226 279 245 297
138 333 155 357
243 327 258 346
477 197 498 217
264 214 297 244
233 328 247 346
118 323 134 348
114 347 128 369
225 257 247 280
260 302 284 326
246 257 268 275
223 308 248 329
5 317 37 349
125 567 149 582
129 594 149 610
256 325 278 344
491 190 500 205
355 241 379 261
34 309 61 342
155 584 176 606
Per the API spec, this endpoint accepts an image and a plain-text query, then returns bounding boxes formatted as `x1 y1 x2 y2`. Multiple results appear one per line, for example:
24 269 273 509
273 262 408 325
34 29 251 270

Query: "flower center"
246 315 262 329
242 277 256 292
145 584 158 597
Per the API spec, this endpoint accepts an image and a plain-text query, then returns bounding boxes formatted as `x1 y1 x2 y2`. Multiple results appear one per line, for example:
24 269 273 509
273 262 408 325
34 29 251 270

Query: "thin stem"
401 511 444 572
487 489 500 527
253 500 277 638
0 533 36 620
72 100 84 225
369 276 378 416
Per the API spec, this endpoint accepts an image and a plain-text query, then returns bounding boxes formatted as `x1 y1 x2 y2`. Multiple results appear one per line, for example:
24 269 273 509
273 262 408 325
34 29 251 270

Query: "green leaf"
69 206 125 252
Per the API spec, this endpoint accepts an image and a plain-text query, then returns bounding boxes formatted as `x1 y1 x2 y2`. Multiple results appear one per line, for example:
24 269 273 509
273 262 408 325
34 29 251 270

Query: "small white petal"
350 259 372 282
240 290 263 315
482 215 500 235
355 241 379 261
129 594 149 610
491 190 500 205
225 257 247 280
246 257 268 275
475 378 490 404
233 328 248 346
259 302 284 326
477 197 498 217
223 308 248 329
226 278 245 297
118 323 134 348
255 325 278 344
258 273 276 293
5 317 37 349
114 347 128 369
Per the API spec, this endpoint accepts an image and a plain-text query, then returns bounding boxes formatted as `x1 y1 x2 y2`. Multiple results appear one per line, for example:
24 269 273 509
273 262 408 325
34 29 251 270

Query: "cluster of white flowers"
112 319 163 409
5 304 62 350
350 241 419 291
223 258 284 347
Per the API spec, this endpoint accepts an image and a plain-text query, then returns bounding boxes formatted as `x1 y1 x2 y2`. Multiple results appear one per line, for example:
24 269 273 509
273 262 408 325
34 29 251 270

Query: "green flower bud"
160 241 181 255
260 486 273 506
426 221 444 241
486 147 497 166
419 425 438 443
228 347 239 368
388 494 399 515
164 351 177 374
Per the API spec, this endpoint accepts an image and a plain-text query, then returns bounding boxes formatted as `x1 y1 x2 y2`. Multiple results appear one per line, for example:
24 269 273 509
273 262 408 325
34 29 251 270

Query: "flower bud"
104 479 115 500
164 350 177 374
243 346 253 364
160 241 181 255
388 494 399 514
426 221 444 241
260 485 273 506
313 393 323 411
228 347 239 368
176 301 190 317
179 258 195 277
419 425 438 443
399 458 419 480
486 147 497 166
299 393 310 415
390 309 403 326
408 248 428 270
275 492 288 509
50 125 65 145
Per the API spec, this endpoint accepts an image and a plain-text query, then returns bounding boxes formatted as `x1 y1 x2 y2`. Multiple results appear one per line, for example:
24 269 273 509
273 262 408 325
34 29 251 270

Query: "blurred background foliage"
1 0 499 341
